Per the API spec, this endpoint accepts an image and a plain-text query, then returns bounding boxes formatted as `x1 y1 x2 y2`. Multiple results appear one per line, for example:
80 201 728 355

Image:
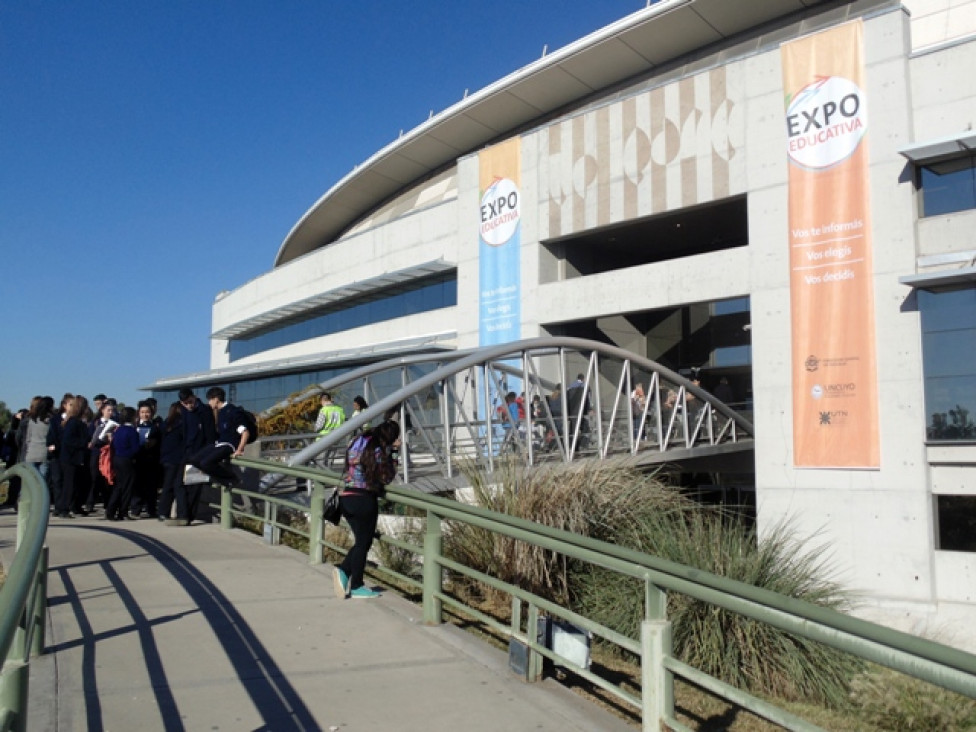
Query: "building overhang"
900 266 976 292
274 0 834 267
142 331 457 392
898 131 976 165
212 259 456 340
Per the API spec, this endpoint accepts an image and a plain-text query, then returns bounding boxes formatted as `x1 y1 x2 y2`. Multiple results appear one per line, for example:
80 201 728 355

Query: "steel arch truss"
274 337 755 484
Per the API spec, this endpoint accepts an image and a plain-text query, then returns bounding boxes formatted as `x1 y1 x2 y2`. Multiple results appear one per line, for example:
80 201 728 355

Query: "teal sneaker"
333 567 349 599
349 586 381 599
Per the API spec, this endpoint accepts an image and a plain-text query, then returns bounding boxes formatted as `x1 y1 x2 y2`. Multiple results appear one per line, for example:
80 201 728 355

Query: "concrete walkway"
0 512 635 731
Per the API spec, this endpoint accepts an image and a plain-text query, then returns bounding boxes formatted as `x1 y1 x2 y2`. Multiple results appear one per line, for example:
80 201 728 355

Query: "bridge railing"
259 337 755 489
0 464 49 732
227 456 976 731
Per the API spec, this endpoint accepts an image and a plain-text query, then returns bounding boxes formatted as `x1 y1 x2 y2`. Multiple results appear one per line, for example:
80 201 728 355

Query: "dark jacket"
216 403 246 445
46 413 64 460
159 420 184 466
112 424 140 460
135 420 161 467
59 417 89 467
181 399 216 458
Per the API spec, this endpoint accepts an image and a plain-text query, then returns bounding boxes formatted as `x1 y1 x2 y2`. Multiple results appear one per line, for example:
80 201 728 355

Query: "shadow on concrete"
49 524 317 731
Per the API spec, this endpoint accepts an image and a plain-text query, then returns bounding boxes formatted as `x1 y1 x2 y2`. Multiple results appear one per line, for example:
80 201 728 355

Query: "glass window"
919 287 976 441
936 496 976 552
920 156 976 217
228 272 457 361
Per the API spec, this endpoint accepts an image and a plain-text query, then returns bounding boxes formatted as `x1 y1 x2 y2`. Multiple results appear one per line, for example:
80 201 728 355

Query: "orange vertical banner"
782 20 879 468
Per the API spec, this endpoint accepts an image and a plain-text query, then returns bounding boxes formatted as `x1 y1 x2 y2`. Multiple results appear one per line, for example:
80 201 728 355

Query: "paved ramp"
1 514 633 731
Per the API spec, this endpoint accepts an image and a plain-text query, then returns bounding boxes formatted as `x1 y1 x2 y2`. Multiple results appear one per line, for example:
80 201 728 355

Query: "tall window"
919 286 976 441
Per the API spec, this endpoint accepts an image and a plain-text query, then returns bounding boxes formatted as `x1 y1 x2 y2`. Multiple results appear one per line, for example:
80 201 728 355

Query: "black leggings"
107 457 135 520
338 492 379 591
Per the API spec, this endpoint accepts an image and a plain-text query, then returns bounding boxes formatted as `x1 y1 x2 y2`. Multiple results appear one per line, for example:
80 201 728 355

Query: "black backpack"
238 408 259 444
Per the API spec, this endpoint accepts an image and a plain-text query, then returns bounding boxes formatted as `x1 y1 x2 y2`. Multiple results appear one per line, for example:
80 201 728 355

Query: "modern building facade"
149 0 976 648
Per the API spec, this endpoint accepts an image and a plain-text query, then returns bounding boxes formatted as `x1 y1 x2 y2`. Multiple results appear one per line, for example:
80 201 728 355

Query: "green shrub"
453 457 862 707
445 457 683 604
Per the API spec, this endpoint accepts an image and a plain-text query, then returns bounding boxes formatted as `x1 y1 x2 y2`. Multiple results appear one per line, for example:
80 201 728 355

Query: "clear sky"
0 1 644 411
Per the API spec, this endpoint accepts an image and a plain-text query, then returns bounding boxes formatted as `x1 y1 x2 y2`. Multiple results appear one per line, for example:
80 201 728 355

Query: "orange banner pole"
782 20 879 468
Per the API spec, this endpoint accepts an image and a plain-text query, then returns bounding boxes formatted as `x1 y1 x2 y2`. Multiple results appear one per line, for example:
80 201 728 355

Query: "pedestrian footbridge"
260 337 755 493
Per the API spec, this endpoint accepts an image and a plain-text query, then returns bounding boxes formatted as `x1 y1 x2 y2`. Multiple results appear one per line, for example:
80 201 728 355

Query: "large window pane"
920 158 976 217
228 273 457 360
919 286 976 442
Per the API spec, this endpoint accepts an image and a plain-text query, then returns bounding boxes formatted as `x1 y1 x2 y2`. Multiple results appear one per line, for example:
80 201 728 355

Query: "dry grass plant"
848 665 976 730
451 456 863 709
445 456 683 606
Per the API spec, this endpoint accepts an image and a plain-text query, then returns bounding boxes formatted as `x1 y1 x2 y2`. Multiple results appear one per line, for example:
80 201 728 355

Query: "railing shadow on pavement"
46 525 318 732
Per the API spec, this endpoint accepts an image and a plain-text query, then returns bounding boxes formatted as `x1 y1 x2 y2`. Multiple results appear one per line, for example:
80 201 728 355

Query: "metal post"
0 612 29 732
526 603 543 682
29 548 47 658
220 484 233 530
422 511 443 625
641 619 674 732
641 578 673 731
309 482 324 565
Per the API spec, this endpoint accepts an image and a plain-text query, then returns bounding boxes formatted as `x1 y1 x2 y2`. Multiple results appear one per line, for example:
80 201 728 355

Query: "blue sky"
1 1 643 411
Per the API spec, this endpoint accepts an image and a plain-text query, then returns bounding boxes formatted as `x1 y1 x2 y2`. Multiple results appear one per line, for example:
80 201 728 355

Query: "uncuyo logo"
785 75 867 170
480 177 520 247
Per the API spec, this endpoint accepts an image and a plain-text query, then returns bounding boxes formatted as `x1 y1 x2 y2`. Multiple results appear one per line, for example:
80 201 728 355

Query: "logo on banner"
480 177 520 246
785 76 867 170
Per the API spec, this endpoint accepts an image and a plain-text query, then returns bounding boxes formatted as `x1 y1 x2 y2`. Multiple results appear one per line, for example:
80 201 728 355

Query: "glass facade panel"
228 275 457 361
919 287 976 441
920 157 976 217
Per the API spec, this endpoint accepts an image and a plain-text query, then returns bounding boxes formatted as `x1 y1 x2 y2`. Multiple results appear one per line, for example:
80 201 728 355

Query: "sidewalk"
0 512 635 731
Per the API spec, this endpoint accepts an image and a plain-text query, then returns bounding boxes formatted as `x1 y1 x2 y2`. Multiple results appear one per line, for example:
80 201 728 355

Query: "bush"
445 457 684 604
453 457 862 707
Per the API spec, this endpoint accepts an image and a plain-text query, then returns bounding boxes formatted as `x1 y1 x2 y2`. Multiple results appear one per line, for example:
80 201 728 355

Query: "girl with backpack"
332 419 400 599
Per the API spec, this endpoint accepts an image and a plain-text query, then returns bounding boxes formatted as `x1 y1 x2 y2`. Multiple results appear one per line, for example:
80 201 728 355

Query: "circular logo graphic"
480 177 520 247
786 76 867 170
811 384 824 400
805 355 819 372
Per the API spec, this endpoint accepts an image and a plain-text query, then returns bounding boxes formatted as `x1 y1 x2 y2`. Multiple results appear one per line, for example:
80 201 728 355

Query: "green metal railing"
0 464 49 732
228 456 976 731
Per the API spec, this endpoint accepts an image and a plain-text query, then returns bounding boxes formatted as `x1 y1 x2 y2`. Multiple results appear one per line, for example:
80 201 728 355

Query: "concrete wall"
904 0 976 50
211 197 462 369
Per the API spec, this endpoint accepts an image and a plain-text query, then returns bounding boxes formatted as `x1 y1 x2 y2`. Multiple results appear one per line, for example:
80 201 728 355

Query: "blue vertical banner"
478 139 521 347
478 139 522 449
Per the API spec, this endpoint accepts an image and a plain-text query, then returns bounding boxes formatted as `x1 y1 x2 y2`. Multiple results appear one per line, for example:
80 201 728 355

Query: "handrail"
0 463 50 732
228 456 976 729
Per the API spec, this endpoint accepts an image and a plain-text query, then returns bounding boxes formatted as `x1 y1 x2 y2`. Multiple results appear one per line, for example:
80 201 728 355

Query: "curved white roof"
274 0 829 266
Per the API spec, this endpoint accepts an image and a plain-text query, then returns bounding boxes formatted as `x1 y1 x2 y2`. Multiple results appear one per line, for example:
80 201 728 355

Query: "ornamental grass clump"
445 456 684 604
575 503 862 707
451 457 862 708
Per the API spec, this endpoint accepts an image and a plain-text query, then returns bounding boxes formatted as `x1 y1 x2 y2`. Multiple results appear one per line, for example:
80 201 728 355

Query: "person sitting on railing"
188 387 249 488
332 419 400 600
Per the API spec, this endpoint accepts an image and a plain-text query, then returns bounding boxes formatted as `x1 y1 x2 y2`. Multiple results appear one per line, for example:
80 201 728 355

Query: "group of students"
2 386 249 525
3 384 403 601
